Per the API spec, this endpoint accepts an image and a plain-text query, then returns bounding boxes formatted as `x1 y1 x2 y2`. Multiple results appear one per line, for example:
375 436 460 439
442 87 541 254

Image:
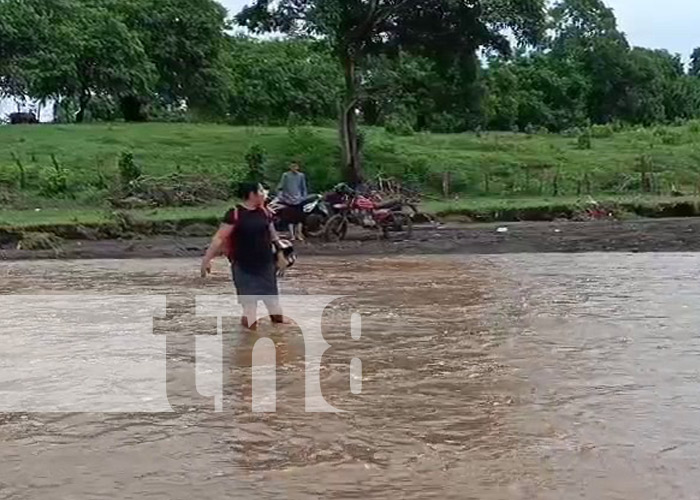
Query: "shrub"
244 144 266 183
611 120 626 132
385 114 415 136
689 120 700 134
660 130 684 146
39 155 70 198
118 152 141 192
577 130 592 150
591 124 614 139
562 127 582 138
427 112 462 134
385 105 416 136
17 232 63 251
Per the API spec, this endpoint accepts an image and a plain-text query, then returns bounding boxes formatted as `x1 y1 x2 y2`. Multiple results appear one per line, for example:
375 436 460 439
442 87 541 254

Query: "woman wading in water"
201 182 287 330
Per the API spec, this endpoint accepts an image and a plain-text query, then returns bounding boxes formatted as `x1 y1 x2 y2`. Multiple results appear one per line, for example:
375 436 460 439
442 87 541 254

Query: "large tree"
237 0 545 183
225 37 342 125
117 0 229 119
690 47 700 78
0 0 155 122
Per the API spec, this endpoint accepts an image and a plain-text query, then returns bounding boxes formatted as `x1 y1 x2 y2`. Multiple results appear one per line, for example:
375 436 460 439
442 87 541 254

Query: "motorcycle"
267 193 330 238
323 187 413 242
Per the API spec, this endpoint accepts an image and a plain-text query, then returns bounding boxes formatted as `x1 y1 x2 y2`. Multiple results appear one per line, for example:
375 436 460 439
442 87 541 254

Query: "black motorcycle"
267 193 330 238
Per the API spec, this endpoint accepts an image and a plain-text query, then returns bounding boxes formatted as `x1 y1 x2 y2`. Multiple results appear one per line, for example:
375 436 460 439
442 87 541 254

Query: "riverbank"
3 194 700 236
4 217 700 260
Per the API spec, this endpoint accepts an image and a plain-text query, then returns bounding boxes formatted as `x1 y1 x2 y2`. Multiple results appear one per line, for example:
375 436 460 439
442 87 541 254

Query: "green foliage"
7 120 700 206
660 130 684 146
118 0 229 116
385 107 416 136
226 38 342 125
591 124 614 138
118 152 141 192
39 155 70 198
577 130 592 150
18 232 64 251
244 144 266 182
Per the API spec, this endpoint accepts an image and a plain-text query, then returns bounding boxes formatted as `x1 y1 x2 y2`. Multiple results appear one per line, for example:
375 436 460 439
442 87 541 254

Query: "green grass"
0 203 234 227
3 122 700 212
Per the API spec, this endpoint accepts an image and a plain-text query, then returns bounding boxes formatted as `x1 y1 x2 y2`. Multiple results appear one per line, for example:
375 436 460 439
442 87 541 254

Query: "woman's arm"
201 223 234 277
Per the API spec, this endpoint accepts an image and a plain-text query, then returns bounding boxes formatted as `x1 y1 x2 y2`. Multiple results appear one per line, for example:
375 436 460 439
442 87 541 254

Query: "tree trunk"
76 91 91 124
120 95 147 122
339 53 363 186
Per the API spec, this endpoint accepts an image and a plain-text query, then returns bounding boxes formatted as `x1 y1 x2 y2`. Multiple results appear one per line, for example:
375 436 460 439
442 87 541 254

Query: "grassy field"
3 122 700 229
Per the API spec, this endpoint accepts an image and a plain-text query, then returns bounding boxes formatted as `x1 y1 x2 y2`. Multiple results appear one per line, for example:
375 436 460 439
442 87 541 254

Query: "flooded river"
1 254 700 499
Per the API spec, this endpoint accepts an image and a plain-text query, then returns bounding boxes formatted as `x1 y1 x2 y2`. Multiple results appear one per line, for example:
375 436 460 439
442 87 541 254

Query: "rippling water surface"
2 254 700 499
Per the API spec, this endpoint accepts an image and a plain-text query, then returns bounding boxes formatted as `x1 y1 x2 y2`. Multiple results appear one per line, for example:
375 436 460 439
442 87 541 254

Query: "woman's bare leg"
265 298 289 324
241 303 258 330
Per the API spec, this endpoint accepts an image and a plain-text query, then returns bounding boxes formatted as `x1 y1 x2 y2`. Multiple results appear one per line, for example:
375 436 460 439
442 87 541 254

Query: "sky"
4 0 699 120
220 0 700 58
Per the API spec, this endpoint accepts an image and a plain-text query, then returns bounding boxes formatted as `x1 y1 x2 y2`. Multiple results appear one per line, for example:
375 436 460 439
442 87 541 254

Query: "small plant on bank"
577 129 592 150
39 155 70 198
118 151 142 193
590 124 614 139
244 143 266 183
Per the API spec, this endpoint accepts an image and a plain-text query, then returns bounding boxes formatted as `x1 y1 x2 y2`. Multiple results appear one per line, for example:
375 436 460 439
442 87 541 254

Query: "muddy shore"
2 218 700 260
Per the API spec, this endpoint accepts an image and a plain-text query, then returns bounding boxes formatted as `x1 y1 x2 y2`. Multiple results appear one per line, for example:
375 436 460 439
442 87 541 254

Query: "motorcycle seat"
302 194 322 204
376 199 403 210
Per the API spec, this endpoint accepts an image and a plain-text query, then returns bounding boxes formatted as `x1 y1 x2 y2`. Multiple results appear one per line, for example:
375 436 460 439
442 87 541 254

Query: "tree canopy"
237 0 547 181
1 0 700 145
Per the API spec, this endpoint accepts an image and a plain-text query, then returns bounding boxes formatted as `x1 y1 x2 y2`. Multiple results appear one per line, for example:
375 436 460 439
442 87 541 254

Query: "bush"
385 105 416 136
611 120 626 132
244 144 266 183
17 232 64 251
591 124 614 139
577 130 592 150
76 187 110 206
562 127 582 138
658 129 684 146
385 114 415 136
427 112 462 133
689 120 700 134
39 155 70 198
118 152 141 193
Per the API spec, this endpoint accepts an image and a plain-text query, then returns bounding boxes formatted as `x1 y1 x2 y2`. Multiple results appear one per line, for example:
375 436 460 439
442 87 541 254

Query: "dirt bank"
3 218 700 260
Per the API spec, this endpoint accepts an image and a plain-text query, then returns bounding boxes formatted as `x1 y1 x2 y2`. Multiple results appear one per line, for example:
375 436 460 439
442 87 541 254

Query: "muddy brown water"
2 254 700 499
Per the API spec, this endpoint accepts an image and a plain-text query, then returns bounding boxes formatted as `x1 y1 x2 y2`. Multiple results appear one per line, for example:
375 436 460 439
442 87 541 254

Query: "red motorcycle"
323 189 413 242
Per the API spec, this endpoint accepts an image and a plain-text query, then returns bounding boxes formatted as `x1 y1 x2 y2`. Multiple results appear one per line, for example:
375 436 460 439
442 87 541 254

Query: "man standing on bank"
201 182 286 330
277 161 308 241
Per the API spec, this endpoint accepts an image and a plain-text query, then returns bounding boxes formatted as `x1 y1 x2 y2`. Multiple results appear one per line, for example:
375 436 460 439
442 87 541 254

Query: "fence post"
442 171 451 198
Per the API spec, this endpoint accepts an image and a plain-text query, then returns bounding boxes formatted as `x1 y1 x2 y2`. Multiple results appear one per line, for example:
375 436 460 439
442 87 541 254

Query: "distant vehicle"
323 185 413 241
267 193 330 238
9 112 39 125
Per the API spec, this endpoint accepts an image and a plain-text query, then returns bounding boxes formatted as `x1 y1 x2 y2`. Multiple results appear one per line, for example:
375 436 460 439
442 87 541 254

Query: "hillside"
2 123 700 212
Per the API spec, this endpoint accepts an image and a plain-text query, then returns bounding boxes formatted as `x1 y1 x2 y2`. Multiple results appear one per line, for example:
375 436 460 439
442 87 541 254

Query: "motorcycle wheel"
388 212 413 239
324 214 349 242
303 213 326 238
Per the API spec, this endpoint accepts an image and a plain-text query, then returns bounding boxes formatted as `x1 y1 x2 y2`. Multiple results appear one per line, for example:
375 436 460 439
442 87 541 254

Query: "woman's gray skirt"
232 262 279 304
